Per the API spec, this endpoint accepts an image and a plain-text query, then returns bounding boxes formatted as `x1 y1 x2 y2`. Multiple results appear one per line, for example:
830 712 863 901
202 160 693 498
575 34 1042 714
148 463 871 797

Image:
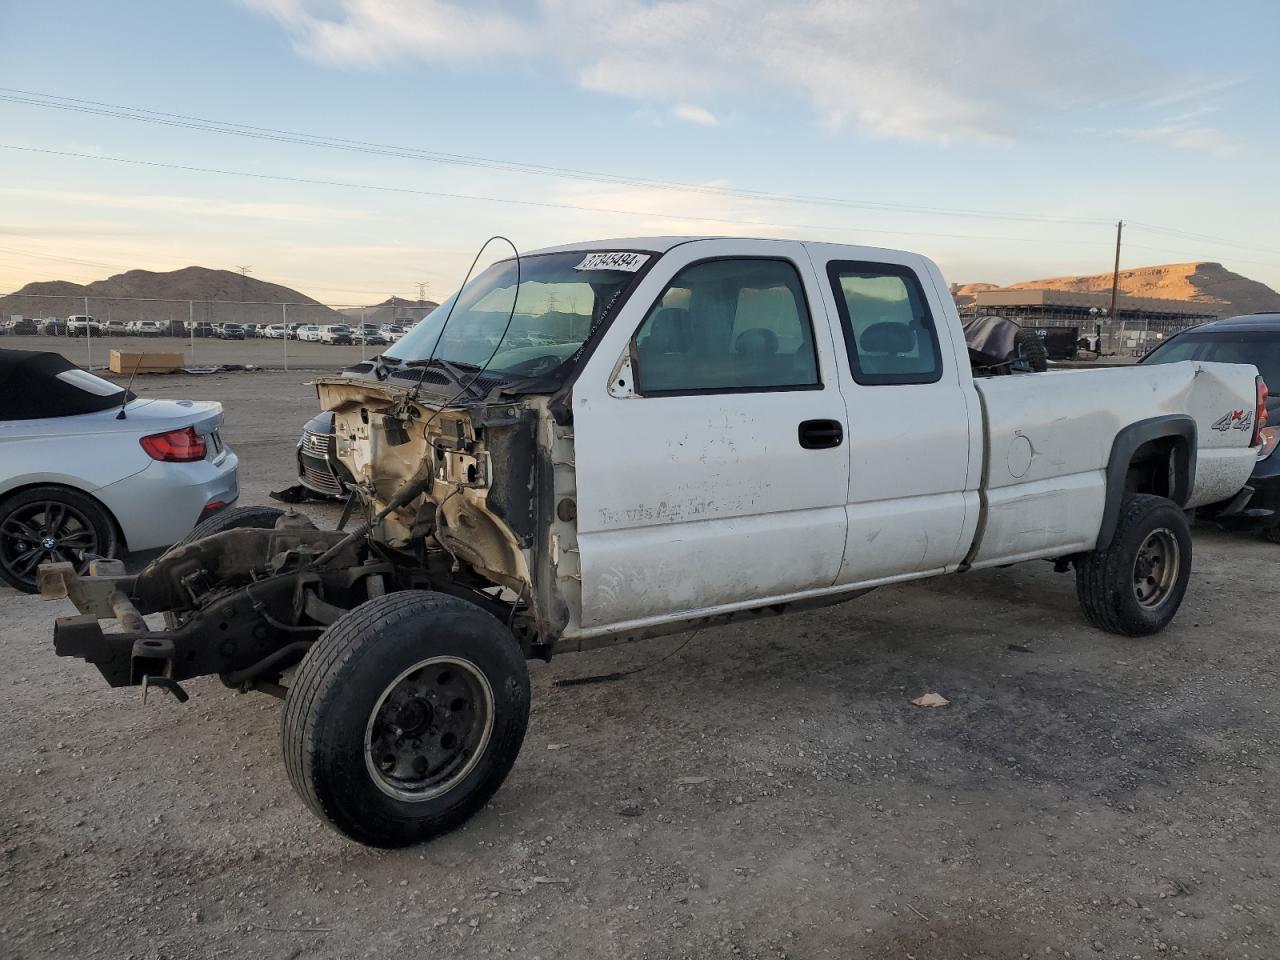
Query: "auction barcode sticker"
574 251 650 272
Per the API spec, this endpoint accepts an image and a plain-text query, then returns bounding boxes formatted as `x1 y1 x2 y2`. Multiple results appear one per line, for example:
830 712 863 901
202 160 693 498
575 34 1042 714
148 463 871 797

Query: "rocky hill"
1 267 345 326
954 262 1280 317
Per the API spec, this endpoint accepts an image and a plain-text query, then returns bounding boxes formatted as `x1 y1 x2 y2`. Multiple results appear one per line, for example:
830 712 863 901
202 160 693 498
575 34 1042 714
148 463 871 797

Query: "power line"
0 143 1129 252
3 87 1271 263
0 86 1114 227
1126 221 1280 258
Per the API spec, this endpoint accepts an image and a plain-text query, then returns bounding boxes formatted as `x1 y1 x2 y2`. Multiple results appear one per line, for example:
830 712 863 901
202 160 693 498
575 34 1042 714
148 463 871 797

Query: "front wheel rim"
1133 528 1180 608
364 656 495 802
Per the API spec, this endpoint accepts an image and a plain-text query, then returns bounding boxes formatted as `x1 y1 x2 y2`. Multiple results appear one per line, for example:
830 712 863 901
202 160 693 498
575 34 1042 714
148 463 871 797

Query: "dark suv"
1141 312 1279 541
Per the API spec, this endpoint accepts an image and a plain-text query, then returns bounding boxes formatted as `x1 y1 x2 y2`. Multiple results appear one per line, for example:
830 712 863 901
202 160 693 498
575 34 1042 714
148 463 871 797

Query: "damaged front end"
43 372 581 700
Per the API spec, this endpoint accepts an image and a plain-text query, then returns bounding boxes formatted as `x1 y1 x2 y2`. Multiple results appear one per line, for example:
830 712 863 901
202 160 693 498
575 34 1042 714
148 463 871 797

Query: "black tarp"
0 349 134 420
961 315 1021 363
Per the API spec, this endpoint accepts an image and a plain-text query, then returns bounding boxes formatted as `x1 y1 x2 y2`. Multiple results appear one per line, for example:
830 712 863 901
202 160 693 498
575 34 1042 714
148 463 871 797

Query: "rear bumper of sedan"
95 447 240 551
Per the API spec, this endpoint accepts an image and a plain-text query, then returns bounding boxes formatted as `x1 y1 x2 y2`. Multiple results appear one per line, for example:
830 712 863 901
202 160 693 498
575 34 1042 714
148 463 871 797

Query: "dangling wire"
411 235 522 436
552 631 702 687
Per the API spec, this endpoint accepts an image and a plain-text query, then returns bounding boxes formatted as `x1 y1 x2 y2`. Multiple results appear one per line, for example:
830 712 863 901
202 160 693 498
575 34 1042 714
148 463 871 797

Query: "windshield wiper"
404 357 489 400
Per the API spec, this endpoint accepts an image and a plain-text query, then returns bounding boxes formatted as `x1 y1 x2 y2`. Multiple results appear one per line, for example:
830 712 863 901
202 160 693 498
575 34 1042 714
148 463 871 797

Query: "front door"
571 240 852 633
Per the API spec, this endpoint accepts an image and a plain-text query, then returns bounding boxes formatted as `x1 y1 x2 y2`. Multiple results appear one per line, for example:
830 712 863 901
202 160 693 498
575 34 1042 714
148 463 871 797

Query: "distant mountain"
1 266 345 326
953 262 1280 317
338 296 439 328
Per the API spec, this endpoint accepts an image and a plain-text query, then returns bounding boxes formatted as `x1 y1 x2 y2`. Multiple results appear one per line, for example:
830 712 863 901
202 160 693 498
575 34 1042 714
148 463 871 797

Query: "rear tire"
282 591 530 848
1075 494 1191 636
1264 524 1280 545
0 486 118 593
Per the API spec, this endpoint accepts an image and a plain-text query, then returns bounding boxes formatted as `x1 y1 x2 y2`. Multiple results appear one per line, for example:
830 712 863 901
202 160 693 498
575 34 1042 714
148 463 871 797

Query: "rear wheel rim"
0 500 100 587
1133 527 1180 608
364 655 495 802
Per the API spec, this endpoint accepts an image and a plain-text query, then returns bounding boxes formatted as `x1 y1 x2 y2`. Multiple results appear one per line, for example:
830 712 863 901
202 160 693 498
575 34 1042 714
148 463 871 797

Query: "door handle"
798 419 844 449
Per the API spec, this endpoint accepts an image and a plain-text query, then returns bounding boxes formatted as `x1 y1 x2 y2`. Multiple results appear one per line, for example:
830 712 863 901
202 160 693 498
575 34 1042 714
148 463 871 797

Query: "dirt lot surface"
1 371 1276 960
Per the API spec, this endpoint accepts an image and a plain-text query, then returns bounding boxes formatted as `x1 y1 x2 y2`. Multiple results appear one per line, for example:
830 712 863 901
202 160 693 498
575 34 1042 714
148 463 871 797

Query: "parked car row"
3 316 418 344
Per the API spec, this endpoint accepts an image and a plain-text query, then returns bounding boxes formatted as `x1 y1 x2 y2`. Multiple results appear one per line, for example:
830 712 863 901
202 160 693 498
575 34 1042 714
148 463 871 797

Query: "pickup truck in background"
43 236 1265 848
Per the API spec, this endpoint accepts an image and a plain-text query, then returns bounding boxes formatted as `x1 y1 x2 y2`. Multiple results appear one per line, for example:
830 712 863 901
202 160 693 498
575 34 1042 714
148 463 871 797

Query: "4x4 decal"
1211 409 1253 432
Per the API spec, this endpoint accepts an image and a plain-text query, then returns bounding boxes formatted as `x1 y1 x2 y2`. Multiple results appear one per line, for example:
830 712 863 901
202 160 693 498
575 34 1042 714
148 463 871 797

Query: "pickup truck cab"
65 315 101 337
319 324 353 345
42 237 1265 848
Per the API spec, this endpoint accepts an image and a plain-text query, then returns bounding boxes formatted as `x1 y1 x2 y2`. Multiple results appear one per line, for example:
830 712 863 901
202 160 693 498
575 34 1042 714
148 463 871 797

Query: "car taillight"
140 426 207 462
1259 426 1280 460
1251 376 1270 448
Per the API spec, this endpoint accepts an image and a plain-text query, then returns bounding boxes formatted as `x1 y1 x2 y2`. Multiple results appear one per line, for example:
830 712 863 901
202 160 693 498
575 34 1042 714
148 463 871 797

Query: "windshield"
386 250 651 377
1143 330 1280 388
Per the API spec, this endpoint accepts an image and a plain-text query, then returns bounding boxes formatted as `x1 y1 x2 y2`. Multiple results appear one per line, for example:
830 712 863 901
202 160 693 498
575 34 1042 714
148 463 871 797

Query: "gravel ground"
1 371 1276 960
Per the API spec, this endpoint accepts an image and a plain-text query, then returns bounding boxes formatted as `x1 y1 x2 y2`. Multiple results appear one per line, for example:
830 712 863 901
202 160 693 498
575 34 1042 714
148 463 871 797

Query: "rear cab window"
826 261 943 385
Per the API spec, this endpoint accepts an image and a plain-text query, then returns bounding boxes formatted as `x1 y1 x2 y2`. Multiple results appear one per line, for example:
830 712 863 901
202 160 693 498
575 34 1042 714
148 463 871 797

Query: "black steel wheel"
282 591 530 848
364 656 495 801
0 486 118 593
1076 493 1192 636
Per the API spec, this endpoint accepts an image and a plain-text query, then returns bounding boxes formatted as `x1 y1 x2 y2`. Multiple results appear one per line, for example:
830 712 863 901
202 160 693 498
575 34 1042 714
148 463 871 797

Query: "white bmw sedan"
0 349 240 592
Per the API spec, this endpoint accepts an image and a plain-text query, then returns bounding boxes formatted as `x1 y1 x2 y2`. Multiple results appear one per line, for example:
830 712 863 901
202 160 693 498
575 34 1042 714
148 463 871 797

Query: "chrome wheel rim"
1133 528 1180 608
0 500 100 588
364 656 494 802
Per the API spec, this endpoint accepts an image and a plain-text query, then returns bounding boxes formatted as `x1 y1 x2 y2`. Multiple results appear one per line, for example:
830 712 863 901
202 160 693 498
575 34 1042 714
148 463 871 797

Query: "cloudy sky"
1 0 1278 304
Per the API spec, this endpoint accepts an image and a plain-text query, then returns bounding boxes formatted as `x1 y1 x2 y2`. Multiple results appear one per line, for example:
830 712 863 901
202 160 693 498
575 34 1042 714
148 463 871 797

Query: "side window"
631 258 820 394
827 261 942 385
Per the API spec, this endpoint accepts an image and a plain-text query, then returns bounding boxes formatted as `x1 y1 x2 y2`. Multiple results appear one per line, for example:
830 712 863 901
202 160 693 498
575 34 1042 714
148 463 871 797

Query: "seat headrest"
859 321 916 355
734 327 779 358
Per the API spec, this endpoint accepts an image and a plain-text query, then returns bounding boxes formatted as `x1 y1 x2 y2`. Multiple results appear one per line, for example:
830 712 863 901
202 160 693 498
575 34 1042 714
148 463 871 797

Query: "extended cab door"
570 240 851 633
804 245 982 584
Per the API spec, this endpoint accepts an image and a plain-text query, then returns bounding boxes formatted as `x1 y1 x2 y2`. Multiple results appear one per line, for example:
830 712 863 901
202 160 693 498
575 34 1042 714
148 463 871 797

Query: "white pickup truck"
43 236 1266 848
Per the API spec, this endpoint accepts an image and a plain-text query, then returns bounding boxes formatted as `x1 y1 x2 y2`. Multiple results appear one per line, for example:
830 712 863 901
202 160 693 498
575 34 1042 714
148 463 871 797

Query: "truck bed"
968 360 1260 568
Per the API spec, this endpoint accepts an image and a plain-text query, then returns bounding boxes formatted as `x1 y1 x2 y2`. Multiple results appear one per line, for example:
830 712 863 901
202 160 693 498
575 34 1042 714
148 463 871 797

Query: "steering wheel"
504 354 564 376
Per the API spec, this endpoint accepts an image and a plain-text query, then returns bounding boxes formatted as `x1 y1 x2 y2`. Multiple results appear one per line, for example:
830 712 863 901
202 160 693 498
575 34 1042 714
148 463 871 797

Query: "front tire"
163 505 286 627
1075 494 1191 636
282 591 530 848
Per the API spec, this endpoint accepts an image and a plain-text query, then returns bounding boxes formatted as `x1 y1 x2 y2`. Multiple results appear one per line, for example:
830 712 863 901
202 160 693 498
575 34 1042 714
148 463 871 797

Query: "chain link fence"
0 293 436 371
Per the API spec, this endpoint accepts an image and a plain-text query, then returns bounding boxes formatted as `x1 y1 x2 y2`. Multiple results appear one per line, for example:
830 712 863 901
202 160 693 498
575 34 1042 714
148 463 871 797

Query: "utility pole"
1107 220 1123 355
236 266 252 277
416 281 430 303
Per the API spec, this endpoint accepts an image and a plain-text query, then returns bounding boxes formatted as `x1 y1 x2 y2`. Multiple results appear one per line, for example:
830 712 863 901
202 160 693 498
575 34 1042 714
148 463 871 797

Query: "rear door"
804 245 981 584
571 239 851 632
